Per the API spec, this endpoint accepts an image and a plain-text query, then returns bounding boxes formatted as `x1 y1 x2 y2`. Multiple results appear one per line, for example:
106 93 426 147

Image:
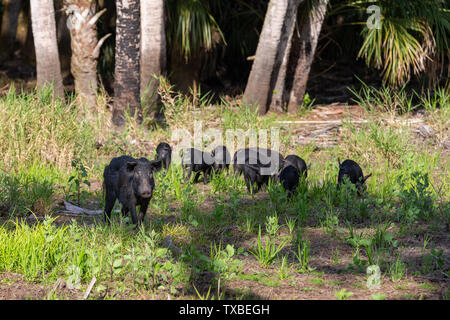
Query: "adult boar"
103 156 161 227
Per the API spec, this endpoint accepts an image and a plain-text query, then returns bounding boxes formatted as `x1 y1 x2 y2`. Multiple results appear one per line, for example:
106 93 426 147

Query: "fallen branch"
82 276 97 300
63 200 103 215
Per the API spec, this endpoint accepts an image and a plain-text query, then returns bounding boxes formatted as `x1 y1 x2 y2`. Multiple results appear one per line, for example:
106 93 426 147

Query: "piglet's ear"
126 161 137 171
149 159 163 172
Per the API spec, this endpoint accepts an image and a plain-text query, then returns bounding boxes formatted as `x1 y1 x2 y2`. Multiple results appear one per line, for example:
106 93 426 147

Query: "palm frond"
166 0 224 62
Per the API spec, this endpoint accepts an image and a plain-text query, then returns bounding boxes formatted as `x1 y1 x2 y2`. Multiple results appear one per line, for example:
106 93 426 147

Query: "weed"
371 293 386 300
278 255 290 280
67 158 91 206
294 239 315 273
389 256 407 282
334 288 354 300
249 226 288 268
285 217 297 235
209 242 243 280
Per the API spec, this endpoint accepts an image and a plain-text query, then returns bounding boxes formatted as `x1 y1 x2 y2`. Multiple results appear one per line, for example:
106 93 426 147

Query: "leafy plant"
249 225 288 268
67 158 91 205
278 255 290 280
209 242 243 280
293 236 315 273
334 288 354 300
265 214 280 238
395 172 435 223
371 293 387 300
389 256 407 282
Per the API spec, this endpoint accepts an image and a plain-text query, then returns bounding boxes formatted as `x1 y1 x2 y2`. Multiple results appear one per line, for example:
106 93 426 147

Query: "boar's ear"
338 158 341 166
149 159 163 172
126 161 137 171
363 173 372 183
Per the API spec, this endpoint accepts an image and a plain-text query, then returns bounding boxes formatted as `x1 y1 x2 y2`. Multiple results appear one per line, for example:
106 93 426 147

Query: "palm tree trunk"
113 0 141 126
286 0 329 114
55 0 71 80
30 0 64 98
269 0 303 112
0 0 22 61
16 1 29 48
140 0 166 106
64 0 111 108
243 0 302 115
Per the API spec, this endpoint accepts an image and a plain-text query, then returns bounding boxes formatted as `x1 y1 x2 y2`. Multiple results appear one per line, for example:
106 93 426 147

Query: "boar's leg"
129 205 139 227
203 167 212 184
184 166 193 183
104 190 117 224
137 199 150 226
193 171 201 183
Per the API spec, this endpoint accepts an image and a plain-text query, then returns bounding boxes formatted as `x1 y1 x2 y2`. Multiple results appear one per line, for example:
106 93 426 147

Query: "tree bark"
16 0 28 48
64 0 111 108
0 0 22 61
30 0 64 98
243 0 302 115
112 0 141 126
269 0 303 112
140 0 166 106
55 0 71 79
286 0 329 114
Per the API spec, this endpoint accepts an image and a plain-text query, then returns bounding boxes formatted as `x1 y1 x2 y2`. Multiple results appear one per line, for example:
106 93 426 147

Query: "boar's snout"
139 190 152 198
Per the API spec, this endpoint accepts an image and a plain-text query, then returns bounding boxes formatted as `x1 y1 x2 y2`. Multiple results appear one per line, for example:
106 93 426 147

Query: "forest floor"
0 90 448 300
0 54 449 301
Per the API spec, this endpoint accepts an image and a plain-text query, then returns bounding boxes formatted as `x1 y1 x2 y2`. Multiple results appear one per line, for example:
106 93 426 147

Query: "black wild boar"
282 155 307 178
211 145 231 172
156 142 172 171
233 148 284 193
337 159 372 194
242 164 270 194
182 148 214 183
103 156 162 227
233 148 284 178
279 165 300 197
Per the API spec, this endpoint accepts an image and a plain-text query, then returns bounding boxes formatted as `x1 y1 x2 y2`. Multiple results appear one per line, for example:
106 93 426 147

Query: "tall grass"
0 86 97 173
0 217 187 290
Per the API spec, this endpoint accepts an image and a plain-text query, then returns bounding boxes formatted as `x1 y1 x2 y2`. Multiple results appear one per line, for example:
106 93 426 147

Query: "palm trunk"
112 0 141 126
269 0 303 112
55 0 71 79
16 1 28 48
0 0 22 61
30 0 64 98
64 0 111 108
286 0 329 114
243 0 302 115
140 0 166 106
